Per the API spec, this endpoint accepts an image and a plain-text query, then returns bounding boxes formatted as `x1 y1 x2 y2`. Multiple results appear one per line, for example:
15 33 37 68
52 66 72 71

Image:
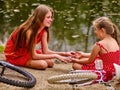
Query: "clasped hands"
60 51 84 63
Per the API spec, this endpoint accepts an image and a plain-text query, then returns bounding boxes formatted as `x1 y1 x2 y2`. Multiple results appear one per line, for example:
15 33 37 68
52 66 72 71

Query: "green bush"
0 45 5 53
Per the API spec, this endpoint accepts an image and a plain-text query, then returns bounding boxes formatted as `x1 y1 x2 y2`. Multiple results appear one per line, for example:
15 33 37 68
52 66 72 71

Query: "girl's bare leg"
26 60 48 70
72 63 82 70
45 59 54 68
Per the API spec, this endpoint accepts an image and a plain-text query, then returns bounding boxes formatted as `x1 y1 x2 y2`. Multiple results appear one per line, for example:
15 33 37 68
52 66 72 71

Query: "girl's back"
99 37 119 54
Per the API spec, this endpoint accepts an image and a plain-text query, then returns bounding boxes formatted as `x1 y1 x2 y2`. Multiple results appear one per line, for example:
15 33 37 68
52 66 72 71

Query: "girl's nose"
50 18 53 22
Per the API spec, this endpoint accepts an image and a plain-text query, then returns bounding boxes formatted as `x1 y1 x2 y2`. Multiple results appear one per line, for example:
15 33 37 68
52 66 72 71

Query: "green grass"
0 45 5 53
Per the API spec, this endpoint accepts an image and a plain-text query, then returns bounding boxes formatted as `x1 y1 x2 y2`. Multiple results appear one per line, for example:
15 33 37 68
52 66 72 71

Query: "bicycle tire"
47 72 98 85
0 61 36 88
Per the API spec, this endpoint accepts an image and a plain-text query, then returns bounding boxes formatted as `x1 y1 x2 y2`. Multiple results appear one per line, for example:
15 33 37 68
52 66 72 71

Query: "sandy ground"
0 53 120 90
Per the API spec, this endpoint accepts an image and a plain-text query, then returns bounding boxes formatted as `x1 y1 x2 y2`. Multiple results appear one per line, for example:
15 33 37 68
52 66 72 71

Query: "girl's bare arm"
41 31 74 56
71 44 100 64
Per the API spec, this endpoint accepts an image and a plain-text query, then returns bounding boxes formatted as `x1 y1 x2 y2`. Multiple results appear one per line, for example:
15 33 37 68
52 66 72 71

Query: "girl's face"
94 26 103 39
42 10 53 28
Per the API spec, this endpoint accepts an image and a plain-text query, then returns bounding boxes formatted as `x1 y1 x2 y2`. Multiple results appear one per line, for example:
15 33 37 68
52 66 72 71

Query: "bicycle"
0 60 36 88
47 63 120 87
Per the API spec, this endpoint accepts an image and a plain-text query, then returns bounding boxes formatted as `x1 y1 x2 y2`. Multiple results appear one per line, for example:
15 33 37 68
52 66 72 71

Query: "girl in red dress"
71 17 120 81
4 4 73 70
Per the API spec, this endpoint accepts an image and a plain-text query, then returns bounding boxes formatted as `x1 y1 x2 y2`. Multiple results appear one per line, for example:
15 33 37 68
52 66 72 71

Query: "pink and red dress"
82 42 120 81
4 29 45 66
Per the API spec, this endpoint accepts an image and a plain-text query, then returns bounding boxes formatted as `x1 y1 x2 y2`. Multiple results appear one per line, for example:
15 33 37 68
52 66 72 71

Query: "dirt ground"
0 53 120 90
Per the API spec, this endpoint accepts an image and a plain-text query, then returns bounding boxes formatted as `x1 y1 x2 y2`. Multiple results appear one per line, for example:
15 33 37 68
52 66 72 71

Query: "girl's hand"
64 51 76 56
55 55 71 63
71 51 84 59
69 57 79 63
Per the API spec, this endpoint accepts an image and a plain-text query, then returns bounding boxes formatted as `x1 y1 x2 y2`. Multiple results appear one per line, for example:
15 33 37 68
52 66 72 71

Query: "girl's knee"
26 60 48 70
72 63 76 70
72 63 82 70
46 60 54 68
39 61 48 69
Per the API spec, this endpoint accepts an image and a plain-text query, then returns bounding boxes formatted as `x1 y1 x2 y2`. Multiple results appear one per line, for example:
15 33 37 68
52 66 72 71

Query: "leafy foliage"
0 0 120 51
0 45 5 53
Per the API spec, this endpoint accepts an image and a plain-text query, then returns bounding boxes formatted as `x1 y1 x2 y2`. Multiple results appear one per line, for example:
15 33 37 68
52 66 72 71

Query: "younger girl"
4 4 72 70
71 17 120 81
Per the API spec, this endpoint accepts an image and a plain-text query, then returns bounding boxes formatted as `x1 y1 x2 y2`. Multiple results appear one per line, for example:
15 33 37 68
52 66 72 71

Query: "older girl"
4 4 72 70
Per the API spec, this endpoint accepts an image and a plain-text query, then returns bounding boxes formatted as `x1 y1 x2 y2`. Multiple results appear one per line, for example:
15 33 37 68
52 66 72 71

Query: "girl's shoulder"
95 41 104 47
96 40 105 44
26 30 32 36
95 41 108 52
96 40 119 53
26 29 32 41
96 40 111 48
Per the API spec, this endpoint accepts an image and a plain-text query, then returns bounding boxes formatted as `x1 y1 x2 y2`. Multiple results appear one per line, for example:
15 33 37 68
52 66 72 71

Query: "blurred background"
0 0 120 52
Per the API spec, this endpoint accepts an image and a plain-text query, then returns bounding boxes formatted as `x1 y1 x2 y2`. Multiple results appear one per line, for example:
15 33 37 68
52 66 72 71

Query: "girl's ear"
101 28 106 34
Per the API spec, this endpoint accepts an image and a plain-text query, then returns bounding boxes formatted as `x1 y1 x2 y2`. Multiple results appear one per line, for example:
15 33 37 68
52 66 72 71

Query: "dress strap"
36 29 45 43
96 42 109 53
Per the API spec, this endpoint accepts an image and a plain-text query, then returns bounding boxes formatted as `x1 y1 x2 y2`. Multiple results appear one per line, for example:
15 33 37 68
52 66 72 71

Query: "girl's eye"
47 15 50 18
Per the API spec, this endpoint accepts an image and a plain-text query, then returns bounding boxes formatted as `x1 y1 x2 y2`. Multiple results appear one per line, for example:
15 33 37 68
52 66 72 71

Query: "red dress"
82 42 120 81
4 29 45 66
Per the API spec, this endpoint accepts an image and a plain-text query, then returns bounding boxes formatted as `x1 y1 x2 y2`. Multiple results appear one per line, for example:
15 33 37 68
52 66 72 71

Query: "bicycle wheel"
47 72 98 86
0 61 36 88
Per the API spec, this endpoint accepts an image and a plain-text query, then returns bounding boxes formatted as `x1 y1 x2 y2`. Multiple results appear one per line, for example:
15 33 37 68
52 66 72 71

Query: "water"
0 0 120 52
